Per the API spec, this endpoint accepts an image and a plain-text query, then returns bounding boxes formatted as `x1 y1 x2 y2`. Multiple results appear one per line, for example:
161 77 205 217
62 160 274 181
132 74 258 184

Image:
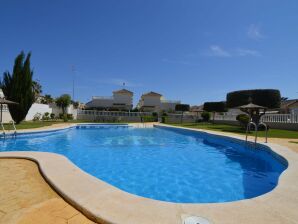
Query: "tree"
226 89 281 109
55 94 71 115
71 100 79 109
226 89 281 124
203 101 227 123
1 51 35 124
41 94 54 104
175 104 190 123
32 80 42 101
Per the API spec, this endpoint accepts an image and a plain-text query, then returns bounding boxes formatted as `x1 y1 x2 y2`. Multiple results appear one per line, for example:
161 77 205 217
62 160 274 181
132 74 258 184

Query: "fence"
261 114 298 124
77 110 153 122
213 114 298 124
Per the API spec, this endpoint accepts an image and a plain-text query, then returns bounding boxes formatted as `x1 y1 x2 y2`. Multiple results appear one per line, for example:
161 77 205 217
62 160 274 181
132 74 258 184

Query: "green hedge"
226 89 281 108
203 101 227 112
175 104 190 112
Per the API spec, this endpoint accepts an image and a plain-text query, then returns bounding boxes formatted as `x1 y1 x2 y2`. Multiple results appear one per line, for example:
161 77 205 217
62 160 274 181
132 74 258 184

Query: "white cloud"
207 45 231 57
247 24 264 40
204 45 261 58
235 48 261 57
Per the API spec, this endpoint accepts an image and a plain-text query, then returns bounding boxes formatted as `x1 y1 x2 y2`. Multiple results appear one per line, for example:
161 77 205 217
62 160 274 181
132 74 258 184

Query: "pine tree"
1 51 35 124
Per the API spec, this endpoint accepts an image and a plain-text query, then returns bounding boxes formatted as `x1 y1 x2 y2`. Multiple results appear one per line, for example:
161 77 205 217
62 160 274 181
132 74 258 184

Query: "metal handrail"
0 122 5 138
10 120 17 136
246 121 258 146
258 122 268 143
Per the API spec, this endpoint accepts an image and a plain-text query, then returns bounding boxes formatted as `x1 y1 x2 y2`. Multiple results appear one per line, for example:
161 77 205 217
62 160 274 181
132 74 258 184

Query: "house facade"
280 99 298 114
85 89 133 111
137 91 180 112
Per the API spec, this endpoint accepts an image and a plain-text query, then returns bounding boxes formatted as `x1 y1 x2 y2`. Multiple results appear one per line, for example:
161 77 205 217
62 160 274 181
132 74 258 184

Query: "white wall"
2 110 13 123
113 93 133 110
160 102 178 112
25 103 76 121
25 103 52 121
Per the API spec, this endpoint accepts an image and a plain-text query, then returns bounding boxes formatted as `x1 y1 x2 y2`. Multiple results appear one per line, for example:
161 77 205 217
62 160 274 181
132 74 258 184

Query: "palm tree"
55 94 71 115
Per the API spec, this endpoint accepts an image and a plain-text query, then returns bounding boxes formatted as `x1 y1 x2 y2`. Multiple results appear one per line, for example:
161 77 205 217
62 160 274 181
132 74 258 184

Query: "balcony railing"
161 100 181 104
92 96 114 100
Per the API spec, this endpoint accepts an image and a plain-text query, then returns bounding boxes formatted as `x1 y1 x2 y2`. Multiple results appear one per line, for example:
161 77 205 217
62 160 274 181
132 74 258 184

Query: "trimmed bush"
42 112 50 120
175 104 190 123
50 113 55 119
203 101 227 123
161 112 168 123
226 89 281 109
141 116 156 122
67 114 73 120
236 114 250 128
175 104 190 112
201 111 210 122
33 113 41 121
203 102 227 112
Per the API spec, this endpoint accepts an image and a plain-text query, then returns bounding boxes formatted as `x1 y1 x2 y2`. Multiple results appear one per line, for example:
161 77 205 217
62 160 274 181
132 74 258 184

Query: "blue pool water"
0 125 287 203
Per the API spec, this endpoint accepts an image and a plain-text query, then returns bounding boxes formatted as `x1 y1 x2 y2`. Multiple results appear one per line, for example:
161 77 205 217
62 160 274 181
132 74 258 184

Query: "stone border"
1 123 298 224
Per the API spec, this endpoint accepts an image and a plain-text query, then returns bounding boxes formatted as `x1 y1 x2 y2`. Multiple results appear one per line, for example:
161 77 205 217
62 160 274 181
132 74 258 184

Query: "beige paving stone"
0 159 97 224
0 123 297 224
68 214 96 224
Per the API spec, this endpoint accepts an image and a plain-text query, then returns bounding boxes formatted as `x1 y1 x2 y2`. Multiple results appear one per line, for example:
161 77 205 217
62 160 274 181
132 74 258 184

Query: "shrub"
67 114 73 120
33 113 41 121
201 112 210 122
236 114 250 128
152 112 158 117
59 113 64 119
63 114 68 122
141 116 156 122
50 113 55 119
160 112 168 123
42 112 50 120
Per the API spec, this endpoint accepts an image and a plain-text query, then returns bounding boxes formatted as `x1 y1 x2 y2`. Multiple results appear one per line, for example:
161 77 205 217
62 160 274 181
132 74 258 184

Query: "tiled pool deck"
0 123 298 224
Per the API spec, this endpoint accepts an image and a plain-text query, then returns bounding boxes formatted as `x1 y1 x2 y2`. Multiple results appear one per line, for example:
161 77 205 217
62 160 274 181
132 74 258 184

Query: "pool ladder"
0 120 17 139
245 121 268 147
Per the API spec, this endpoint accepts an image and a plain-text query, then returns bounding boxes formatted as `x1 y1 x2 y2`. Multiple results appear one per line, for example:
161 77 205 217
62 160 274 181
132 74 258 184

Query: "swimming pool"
0 124 287 203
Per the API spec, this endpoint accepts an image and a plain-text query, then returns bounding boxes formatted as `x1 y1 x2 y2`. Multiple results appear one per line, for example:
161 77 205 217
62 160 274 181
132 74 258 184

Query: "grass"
2 120 297 139
289 141 298 144
2 120 98 130
2 120 142 130
169 122 298 139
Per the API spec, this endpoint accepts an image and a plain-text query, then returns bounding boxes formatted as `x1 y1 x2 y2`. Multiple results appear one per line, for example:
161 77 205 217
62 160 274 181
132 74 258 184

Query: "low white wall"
2 111 13 123
25 103 52 121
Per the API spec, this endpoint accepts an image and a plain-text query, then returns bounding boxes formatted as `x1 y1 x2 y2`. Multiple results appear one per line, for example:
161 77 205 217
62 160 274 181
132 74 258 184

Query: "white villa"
137 91 180 112
85 89 133 111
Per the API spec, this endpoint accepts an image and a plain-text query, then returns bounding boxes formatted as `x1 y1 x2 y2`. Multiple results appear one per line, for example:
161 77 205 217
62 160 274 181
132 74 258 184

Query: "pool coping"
1 123 298 224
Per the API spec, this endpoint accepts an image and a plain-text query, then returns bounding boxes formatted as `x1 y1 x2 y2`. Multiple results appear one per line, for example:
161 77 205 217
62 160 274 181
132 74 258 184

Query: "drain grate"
183 216 211 224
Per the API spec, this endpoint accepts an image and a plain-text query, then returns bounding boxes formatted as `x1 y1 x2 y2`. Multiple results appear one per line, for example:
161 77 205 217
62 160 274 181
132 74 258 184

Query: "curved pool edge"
1 124 298 224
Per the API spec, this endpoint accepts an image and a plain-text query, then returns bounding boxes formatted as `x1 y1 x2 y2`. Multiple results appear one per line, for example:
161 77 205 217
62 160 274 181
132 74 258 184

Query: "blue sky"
0 0 297 106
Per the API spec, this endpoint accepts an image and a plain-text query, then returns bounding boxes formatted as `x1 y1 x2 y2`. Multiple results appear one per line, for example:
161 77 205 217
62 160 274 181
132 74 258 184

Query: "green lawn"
2 120 98 130
2 121 297 139
2 120 136 130
169 122 298 139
